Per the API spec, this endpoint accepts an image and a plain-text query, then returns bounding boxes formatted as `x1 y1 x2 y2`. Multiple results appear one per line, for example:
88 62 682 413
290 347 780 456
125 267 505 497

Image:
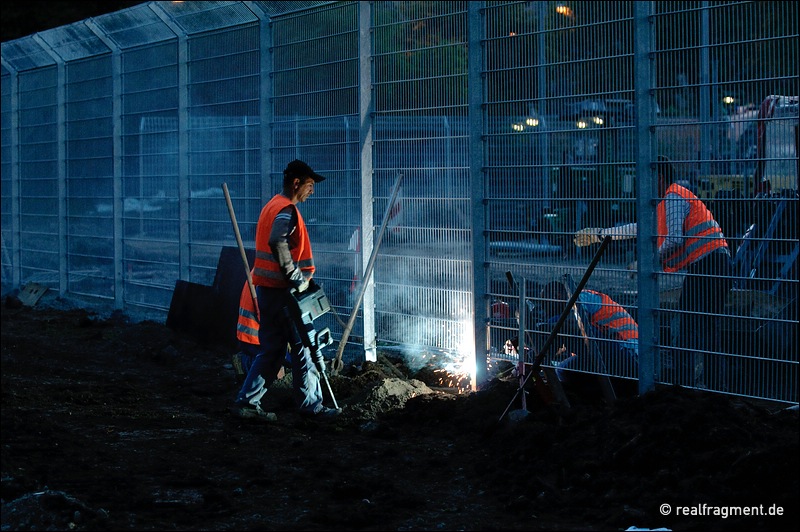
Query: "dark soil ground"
2 296 798 531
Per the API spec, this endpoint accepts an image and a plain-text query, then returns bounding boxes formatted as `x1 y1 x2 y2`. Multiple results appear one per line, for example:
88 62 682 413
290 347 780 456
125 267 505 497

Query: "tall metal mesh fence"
2 1 797 403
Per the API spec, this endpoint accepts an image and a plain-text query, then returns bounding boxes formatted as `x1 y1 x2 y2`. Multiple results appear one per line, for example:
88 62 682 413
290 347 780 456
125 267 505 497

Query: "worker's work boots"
230 402 277 422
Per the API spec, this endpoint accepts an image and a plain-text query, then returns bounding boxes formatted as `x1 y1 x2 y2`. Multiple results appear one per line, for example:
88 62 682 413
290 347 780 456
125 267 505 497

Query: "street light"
556 5 574 18
722 96 736 117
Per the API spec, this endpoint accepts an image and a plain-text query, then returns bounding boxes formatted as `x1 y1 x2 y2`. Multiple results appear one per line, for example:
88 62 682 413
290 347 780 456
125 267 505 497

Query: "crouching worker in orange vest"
539 281 639 396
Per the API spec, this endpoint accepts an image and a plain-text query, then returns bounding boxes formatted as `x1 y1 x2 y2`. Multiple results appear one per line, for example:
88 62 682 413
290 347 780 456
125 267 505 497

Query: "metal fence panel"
270 2 361 346
482 2 643 397
121 41 181 311
185 24 262 285
65 55 116 301
648 2 798 402
15 67 61 287
0 71 11 284
371 1 474 375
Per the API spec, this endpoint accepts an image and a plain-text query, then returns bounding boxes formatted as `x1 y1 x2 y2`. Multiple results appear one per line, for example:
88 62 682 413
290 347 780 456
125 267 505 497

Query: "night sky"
2 1 145 43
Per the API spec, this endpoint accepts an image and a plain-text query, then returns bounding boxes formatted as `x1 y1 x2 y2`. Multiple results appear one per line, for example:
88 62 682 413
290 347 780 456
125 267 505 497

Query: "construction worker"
539 281 639 390
574 156 733 388
230 159 340 422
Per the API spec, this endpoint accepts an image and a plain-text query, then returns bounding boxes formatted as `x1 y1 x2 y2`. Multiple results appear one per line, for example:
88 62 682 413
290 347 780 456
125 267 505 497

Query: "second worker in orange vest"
232 279 289 384
573 156 733 389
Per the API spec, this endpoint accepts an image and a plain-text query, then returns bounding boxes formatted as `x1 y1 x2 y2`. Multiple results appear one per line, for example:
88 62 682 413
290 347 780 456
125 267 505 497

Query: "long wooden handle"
222 182 259 320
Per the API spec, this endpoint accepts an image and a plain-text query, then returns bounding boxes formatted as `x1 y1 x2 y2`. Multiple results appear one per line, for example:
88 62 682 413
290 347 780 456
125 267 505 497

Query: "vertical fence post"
468 1 488 389
634 1 658 395
151 3 190 281
358 0 376 363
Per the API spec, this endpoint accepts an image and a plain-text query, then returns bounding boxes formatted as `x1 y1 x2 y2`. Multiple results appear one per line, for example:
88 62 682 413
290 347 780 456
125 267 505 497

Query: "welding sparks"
433 368 472 393
395 318 477 393
436 318 476 393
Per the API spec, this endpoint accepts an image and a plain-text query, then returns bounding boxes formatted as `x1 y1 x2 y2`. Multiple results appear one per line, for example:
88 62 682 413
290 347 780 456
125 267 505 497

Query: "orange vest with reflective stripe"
236 282 259 345
584 290 638 342
657 183 728 273
251 194 315 288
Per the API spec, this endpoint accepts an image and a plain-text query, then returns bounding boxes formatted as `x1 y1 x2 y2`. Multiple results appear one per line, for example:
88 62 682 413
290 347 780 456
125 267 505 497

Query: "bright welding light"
526 117 540 127
592 116 603 125
449 319 476 391
577 120 587 129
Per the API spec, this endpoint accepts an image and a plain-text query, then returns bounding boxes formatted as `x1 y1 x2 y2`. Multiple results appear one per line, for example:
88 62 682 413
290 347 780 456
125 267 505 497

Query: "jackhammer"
284 280 341 411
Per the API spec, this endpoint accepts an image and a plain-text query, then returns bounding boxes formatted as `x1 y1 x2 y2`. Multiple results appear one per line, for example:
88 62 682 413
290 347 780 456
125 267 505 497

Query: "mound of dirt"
2 301 798 531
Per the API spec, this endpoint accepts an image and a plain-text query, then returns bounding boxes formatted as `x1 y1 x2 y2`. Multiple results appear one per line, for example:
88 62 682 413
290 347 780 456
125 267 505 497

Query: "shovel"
504 271 553 411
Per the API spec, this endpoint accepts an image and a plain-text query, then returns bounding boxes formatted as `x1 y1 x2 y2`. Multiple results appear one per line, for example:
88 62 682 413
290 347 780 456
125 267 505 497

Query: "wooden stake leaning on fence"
331 173 404 374
222 182 259 322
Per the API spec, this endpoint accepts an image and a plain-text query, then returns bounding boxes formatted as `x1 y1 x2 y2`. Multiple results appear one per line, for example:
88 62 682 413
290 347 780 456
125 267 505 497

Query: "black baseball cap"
284 159 326 182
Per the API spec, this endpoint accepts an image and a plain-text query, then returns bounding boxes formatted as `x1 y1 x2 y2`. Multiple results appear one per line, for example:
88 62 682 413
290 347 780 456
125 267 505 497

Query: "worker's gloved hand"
573 227 603 247
313 354 326 374
288 268 310 293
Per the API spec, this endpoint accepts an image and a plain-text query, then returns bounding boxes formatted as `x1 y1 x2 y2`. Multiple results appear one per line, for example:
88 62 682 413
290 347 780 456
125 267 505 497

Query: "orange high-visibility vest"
236 282 259 345
657 183 728 273
251 195 315 287
584 290 638 342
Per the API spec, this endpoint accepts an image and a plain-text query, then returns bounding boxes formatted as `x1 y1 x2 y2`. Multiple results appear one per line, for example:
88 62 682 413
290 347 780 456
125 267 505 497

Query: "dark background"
1 1 144 42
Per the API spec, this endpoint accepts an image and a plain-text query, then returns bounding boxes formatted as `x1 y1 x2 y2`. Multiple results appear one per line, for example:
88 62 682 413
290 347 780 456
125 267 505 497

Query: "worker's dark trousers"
235 286 324 415
675 248 733 389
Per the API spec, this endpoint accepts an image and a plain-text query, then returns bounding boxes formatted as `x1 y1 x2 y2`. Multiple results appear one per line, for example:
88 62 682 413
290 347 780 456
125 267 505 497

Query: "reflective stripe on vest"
236 282 260 345
251 195 315 288
657 183 727 273
585 290 638 342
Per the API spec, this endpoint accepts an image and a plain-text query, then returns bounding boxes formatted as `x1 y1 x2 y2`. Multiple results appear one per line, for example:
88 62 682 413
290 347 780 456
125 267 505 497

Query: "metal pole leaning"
320 367 340 410
495 236 612 425
332 172 404 373
222 182 259 321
